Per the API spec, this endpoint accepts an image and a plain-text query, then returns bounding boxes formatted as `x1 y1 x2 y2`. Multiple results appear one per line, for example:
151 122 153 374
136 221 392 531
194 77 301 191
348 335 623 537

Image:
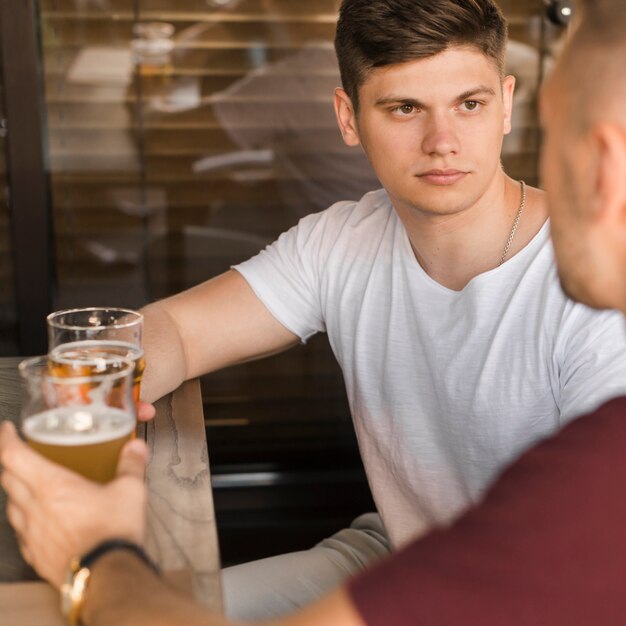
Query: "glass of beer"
46 308 145 405
19 354 136 483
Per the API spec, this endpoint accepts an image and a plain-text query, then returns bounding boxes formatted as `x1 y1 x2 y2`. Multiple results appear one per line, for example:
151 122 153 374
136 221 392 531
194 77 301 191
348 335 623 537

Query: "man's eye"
463 100 480 111
393 104 415 115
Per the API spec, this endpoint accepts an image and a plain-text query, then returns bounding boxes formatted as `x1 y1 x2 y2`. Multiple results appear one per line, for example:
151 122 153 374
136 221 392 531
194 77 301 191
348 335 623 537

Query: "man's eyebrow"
456 86 497 101
374 96 425 107
374 86 497 108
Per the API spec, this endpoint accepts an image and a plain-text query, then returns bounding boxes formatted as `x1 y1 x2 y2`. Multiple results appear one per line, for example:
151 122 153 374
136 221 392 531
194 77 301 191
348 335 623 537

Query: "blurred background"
0 0 569 565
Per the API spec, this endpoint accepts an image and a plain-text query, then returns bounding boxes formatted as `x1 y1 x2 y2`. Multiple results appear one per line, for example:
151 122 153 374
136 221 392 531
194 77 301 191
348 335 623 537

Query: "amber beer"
49 340 145 404
22 405 135 483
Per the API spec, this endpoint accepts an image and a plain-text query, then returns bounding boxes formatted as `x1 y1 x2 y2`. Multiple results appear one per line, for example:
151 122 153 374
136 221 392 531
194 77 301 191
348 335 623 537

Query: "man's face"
540 66 601 306
336 46 514 218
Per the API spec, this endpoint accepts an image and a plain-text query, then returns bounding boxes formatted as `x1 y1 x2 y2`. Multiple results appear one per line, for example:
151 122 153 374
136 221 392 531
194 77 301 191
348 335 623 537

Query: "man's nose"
421 112 460 156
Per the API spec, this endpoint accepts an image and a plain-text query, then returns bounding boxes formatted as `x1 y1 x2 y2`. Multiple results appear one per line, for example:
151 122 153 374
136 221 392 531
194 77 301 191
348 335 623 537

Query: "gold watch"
60 556 91 626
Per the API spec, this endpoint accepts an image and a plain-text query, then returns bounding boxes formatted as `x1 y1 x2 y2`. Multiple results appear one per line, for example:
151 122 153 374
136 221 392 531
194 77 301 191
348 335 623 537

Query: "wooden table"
0 357 222 624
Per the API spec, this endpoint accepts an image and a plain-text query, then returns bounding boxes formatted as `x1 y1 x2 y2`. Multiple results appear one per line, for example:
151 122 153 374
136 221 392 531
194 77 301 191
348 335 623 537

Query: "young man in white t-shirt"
133 0 626 619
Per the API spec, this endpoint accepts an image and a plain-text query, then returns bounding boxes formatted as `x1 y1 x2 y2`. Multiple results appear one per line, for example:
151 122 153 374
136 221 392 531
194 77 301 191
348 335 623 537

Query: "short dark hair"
335 0 508 111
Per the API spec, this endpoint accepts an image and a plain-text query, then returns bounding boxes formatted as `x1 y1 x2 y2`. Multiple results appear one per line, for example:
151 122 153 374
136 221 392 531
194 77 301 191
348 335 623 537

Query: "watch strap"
79 539 159 574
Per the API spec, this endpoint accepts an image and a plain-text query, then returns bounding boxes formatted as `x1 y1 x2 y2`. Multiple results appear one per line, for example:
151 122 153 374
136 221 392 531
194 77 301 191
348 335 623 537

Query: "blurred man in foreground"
2 0 626 624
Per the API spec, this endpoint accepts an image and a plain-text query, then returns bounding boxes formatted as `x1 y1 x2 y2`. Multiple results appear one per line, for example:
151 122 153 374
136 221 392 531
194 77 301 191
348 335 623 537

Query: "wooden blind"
38 0 349 307
39 0 563 306
38 0 367 433
34 1 566 431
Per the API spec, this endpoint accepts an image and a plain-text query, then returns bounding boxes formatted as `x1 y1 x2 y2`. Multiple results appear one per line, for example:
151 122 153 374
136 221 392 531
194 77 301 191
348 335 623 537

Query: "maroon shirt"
349 396 626 625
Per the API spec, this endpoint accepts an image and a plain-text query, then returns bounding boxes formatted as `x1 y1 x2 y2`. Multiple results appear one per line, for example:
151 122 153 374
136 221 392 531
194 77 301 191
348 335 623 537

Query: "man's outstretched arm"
0 420 364 626
140 269 300 403
83 552 365 626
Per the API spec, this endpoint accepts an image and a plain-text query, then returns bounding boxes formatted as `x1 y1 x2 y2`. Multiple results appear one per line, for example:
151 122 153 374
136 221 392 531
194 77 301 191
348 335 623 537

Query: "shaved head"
540 0 626 311
556 0 626 131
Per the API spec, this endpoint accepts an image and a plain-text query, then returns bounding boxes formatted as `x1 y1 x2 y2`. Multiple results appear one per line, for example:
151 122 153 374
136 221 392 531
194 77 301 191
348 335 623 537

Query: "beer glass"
19 355 136 483
47 308 145 405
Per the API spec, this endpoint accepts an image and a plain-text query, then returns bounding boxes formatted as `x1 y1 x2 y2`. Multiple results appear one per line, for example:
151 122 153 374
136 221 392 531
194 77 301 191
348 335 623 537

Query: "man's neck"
392 175 548 291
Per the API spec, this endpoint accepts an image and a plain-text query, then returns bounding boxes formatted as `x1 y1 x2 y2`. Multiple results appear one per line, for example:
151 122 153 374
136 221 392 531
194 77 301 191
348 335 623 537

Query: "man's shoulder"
297 189 396 241
320 188 391 219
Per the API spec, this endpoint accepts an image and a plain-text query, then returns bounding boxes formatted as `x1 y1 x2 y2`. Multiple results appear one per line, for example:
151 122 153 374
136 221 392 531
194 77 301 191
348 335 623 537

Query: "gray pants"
222 512 391 621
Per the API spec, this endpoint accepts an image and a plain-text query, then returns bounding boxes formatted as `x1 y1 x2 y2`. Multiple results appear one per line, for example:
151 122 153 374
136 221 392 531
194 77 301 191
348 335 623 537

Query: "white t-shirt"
235 189 626 548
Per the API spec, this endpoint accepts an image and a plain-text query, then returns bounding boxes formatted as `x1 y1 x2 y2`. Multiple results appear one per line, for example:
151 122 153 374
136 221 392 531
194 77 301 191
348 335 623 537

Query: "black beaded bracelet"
79 539 160 575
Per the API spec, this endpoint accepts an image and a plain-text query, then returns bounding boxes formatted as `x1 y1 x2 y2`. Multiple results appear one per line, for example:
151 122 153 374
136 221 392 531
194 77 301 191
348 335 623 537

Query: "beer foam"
50 340 143 367
23 406 135 446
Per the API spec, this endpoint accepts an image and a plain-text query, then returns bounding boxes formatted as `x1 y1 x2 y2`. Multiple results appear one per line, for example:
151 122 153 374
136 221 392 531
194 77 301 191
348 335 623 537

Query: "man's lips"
417 170 467 185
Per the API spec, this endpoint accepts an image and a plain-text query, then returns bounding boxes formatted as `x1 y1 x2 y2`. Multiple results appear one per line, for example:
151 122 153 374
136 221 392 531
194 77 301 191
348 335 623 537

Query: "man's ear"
334 88 361 147
594 122 626 227
502 74 516 135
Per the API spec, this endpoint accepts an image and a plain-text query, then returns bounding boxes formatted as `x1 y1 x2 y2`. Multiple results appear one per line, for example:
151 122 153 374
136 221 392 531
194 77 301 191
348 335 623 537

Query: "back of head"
560 0 626 129
574 0 626 44
334 0 508 110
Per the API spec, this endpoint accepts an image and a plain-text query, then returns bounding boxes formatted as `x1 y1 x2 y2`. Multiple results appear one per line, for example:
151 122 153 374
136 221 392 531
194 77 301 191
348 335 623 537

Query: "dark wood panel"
39 0 339 16
0 0 52 354
41 20 335 46
48 178 329 211
45 95 337 123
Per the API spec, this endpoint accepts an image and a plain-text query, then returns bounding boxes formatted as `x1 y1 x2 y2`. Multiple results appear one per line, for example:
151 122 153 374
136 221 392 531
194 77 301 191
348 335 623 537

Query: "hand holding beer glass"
19 354 137 484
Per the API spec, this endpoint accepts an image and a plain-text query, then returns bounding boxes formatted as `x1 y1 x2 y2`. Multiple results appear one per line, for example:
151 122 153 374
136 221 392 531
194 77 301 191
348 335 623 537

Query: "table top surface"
0 356 222 623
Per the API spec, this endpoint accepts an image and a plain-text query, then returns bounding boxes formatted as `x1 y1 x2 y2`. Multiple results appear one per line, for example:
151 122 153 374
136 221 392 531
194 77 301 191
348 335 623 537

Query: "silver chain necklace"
498 180 526 266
